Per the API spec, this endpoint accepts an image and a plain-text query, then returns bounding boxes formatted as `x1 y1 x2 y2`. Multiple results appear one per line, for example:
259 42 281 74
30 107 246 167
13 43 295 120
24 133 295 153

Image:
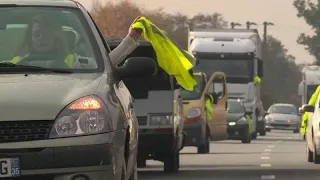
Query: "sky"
77 0 315 64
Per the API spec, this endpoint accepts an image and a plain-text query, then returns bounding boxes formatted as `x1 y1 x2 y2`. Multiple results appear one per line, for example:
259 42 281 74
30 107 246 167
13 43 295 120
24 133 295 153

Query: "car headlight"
49 96 111 138
187 107 201 119
237 117 248 124
150 115 173 125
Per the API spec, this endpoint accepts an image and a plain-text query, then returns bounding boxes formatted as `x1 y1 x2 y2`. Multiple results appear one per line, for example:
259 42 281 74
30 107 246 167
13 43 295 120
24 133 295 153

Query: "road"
138 130 320 180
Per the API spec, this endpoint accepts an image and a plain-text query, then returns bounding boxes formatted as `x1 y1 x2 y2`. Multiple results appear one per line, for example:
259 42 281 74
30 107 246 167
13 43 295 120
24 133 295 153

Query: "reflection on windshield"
181 75 204 100
268 105 297 115
195 58 252 77
227 100 245 114
0 7 101 73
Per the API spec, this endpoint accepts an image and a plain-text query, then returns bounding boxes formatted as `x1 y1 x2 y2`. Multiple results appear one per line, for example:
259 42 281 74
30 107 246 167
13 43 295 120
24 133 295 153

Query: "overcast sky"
78 0 315 64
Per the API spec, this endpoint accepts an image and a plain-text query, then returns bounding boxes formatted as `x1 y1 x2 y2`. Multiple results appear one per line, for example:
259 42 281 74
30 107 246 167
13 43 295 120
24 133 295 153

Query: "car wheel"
260 129 266 136
137 157 146 168
307 144 314 162
293 129 299 133
197 135 210 154
312 136 320 164
266 128 271 132
251 132 257 140
242 128 251 144
163 151 179 173
128 162 138 180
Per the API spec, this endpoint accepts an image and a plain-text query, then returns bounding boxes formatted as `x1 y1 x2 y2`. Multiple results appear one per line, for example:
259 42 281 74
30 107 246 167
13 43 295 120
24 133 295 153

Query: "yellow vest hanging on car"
300 85 320 135
131 16 197 91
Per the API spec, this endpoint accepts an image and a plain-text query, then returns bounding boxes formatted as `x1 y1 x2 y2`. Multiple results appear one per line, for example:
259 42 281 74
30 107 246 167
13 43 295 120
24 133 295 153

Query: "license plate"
0 158 20 177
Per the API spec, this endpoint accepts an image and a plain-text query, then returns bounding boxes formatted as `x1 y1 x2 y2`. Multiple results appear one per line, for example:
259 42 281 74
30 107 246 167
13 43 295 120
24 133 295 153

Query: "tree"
261 36 302 108
293 0 320 64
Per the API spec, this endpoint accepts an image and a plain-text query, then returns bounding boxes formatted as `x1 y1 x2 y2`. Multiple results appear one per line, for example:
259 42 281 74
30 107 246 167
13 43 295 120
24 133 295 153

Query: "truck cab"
107 40 185 173
188 28 264 139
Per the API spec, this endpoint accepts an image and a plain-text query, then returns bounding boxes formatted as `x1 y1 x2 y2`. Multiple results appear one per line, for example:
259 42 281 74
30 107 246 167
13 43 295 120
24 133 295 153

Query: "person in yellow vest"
9 14 143 68
300 85 320 138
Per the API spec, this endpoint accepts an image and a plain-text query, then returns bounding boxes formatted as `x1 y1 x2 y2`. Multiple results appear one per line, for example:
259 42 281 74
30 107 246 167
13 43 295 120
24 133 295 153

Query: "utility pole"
262 21 274 61
246 21 257 29
230 22 241 29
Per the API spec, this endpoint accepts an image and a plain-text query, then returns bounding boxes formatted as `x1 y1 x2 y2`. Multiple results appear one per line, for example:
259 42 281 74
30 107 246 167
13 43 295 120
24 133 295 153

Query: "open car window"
0 7 104 73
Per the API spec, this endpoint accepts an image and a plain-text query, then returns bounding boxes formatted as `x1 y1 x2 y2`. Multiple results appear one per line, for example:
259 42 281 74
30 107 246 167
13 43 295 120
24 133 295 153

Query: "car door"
308 94 320 151
113 80 137 174
202 72 228 141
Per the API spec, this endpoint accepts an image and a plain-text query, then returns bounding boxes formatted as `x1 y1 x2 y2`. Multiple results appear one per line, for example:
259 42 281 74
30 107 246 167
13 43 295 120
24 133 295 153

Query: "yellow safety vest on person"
131 16 197 91
205 95 214 121
10 54 74 68
245 115 253 134
254 75 261 86
300 85 320 136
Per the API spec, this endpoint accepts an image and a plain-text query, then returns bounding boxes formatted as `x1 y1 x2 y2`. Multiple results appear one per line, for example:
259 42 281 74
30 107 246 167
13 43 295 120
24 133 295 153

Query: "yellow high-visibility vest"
131 16 197 91
246 115 253 133
10 54 74 68
205 95 214 121
301 85 320 135
254 76 261 86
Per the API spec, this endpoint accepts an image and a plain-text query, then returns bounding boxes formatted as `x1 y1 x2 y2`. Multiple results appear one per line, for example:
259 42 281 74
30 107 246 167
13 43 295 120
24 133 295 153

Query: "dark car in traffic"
227 99 252 143
0 0 156 179
265 103 301 133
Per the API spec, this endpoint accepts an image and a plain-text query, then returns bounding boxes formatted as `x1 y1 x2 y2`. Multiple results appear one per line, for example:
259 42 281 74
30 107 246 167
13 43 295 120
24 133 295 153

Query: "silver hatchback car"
265 103 301 133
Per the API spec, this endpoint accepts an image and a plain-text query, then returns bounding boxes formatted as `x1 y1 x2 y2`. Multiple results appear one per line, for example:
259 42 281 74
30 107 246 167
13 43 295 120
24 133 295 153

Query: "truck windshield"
195 59 253 78
227 100 245 114
268 105 297 115
307 85 318 102
181 75 204 100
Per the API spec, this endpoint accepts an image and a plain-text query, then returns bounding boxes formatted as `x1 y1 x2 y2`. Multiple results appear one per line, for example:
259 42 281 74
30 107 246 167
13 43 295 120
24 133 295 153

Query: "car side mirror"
245 111 253 116
301 104 315 113
116 57 156 79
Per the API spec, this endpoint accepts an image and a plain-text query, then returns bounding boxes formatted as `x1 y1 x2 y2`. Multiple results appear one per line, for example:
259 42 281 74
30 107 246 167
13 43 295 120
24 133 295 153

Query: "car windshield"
180 75 204 100
268 105 297 115
0 7 104 73
227 100 245 114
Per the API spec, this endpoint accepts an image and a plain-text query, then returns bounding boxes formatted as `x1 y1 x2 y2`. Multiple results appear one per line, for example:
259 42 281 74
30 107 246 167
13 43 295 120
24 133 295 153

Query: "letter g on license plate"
0 158 20 177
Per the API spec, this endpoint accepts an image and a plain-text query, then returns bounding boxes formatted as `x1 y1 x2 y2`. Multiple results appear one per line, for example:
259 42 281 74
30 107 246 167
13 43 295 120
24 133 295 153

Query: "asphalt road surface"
138 130 320 180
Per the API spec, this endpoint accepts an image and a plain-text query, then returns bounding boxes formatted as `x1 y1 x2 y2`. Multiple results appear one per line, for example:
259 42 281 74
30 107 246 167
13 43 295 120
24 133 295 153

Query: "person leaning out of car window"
10 14 142 67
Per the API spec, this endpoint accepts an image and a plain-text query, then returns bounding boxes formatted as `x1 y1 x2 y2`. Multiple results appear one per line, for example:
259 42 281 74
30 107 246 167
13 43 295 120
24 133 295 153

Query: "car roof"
0 0 78 8
271 103 296 107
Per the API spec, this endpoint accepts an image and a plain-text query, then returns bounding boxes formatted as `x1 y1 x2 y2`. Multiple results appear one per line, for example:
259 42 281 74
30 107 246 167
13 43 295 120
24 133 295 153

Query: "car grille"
137 116 148 126
0 120 54 143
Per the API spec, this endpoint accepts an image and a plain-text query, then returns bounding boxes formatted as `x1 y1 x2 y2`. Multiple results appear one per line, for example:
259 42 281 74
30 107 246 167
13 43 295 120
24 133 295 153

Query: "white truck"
188 28 265 139
298 65 320 106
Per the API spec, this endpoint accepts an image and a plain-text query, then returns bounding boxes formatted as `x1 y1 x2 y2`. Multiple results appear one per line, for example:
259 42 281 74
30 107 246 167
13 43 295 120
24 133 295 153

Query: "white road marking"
262 152 270 155
261 157 270 160
264 149 271 152
268 145 274 148
261 175 275 179
260 164 272 167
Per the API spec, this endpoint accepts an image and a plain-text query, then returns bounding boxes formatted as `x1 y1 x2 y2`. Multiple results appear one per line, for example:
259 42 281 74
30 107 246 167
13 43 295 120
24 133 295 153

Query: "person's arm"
109 34 139 66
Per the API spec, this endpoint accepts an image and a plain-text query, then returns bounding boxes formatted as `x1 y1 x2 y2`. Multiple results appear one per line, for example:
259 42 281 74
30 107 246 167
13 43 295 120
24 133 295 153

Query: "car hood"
0 73 104 121
266 113 299 121
227 113 244 122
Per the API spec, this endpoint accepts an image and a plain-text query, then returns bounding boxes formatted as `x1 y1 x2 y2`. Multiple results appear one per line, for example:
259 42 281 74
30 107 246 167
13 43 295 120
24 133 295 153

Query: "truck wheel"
251 132 257 140
164 152 179 173
197 135 210 154
137 157 146 168
242 129 251 143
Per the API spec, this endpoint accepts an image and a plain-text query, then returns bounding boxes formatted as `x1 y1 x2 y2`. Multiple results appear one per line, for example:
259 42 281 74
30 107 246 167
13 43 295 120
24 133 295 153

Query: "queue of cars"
0 0 304 180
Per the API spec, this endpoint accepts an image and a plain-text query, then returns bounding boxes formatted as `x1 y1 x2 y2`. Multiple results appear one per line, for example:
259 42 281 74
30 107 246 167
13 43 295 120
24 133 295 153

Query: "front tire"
242 128 251 143
164 152 179 173
198 135 210 154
